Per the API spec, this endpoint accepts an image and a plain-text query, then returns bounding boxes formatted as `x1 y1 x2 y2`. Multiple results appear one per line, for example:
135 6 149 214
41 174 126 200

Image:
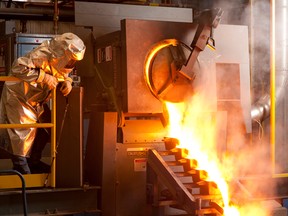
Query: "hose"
44 96 69 187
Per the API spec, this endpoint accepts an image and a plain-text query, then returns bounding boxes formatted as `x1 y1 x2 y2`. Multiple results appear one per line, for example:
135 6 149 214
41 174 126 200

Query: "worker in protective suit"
0 32 86 174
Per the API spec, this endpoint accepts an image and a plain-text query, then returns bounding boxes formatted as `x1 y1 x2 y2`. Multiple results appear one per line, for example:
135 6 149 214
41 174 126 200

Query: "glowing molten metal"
164 98 267 216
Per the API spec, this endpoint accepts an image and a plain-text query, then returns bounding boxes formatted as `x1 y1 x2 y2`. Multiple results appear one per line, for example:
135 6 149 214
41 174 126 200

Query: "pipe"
0 7 74 21
53 0 59 34
251 0 288 123
251 94 271 122
250 69 287 123
271 0 276 176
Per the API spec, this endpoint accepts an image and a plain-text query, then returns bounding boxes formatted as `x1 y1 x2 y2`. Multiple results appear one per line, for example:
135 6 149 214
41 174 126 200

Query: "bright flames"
164 95 268 216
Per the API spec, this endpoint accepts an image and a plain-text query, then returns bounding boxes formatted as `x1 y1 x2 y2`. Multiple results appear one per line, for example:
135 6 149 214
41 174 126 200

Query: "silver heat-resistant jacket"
0 32 86 157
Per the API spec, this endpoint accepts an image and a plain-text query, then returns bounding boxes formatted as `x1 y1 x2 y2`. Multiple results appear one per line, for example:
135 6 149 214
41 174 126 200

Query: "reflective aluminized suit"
0 33 86 158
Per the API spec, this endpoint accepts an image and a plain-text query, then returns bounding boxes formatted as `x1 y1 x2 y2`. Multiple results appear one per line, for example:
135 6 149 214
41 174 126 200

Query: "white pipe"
251 0 288 123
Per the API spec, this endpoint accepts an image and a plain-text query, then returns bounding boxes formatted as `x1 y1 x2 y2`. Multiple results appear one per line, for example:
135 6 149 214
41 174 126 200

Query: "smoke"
161 1 285 215
250 0 271 102
167 1 278 212
210 0 271 102
208 0 277 208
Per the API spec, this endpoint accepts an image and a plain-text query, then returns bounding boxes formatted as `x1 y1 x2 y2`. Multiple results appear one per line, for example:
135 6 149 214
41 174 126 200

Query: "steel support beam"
147 149 196 214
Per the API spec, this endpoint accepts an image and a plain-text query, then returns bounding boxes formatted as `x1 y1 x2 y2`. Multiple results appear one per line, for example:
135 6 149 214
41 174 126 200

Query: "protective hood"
48 32 86 75
0 32 86 157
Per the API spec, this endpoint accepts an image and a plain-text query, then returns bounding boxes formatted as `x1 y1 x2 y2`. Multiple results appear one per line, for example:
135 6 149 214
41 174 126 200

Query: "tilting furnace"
83 8 269 216
0 7 284 216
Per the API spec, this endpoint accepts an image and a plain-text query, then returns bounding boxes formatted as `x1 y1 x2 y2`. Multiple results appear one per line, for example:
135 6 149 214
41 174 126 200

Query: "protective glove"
42 73 58 90
60 80 72 96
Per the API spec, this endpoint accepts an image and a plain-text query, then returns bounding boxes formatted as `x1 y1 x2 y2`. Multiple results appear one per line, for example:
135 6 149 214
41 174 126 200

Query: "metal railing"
0 170 28 215
0 76 57 188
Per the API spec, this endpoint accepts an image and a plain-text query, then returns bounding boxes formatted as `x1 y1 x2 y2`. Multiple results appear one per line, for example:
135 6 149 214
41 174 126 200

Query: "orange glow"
223 206 240 216
164 95 269 216
144 39 179 99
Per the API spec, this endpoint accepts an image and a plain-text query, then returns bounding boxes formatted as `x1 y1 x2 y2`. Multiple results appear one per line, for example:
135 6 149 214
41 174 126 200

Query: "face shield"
48 33 86 75
65 59 77 69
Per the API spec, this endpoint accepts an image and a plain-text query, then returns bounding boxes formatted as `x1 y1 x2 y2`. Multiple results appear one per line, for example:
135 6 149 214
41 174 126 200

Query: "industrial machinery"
0 33 54 96
84 7 260 216
0 6 287 215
